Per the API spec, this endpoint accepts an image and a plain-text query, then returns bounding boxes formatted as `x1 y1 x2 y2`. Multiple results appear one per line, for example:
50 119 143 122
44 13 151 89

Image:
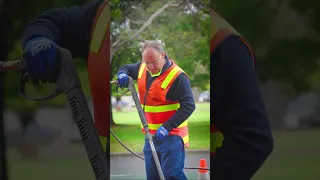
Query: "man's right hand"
23 36 58 85
117 72 129 88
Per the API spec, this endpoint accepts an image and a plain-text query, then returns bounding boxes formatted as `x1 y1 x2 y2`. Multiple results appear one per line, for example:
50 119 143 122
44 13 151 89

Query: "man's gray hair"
139 40 165 53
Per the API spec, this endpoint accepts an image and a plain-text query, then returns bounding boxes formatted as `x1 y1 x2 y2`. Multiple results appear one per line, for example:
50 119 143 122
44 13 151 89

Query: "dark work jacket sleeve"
163 73 196 132
117 62 141 80
21 0 103 59
211 35 274 180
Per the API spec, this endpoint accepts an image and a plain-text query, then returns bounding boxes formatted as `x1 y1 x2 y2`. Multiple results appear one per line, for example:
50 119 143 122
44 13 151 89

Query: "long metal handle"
52 47 110 180
110 78 165 179
127 77 165 180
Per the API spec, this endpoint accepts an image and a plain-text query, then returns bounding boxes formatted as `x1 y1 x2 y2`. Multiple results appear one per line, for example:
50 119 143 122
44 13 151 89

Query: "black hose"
110 129 210 171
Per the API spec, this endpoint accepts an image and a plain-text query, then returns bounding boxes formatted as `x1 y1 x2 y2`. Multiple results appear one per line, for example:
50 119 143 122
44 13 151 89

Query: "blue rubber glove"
117 72 129 88
155 126 169 141
23 36 58 84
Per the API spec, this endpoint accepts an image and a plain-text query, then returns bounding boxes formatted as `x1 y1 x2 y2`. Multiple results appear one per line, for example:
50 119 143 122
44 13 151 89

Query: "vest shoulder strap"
211 9 256 64
160 64 183 89
90 0 109 52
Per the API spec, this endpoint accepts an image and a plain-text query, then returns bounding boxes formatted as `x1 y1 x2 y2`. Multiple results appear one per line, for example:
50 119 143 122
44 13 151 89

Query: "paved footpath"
110 151 210 180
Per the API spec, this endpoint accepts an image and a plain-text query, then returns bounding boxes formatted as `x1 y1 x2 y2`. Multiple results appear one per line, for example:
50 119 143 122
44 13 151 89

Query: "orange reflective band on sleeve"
210 132 224 153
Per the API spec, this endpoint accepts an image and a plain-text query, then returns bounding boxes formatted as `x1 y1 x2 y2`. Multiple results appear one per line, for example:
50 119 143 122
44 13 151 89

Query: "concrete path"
110 151 210 179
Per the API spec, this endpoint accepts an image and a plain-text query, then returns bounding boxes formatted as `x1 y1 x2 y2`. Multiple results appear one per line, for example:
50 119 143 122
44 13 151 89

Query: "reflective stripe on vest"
161 66 181 89
138 63 146 78
142 103 180 113
137 60 190 148
141 119 188 130
87 0 110 151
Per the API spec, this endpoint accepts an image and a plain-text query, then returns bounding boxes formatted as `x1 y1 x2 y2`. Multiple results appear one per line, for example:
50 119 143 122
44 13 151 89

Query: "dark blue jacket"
21 0 103 58
117 56 196 132
211 35 274 179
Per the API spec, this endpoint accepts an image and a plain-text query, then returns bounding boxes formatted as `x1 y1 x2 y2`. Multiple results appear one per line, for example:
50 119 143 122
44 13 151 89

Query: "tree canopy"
212 0 320 92
4 0 320 112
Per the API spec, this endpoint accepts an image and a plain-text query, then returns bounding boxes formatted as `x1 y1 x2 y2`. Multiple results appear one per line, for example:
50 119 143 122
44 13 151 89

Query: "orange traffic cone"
198 159 210 180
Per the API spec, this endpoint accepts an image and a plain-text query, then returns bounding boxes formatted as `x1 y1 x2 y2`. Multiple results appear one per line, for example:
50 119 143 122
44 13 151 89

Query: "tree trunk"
110 110 116 126
110 65 117 126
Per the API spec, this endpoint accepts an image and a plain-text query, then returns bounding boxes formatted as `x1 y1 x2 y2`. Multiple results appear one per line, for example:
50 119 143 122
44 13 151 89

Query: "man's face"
142 48 164 75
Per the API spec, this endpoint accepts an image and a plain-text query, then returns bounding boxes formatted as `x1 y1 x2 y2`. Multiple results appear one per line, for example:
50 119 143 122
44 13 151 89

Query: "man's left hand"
155 126 169 141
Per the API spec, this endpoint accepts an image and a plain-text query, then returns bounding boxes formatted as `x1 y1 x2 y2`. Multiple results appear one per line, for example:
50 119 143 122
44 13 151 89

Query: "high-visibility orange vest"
210 9 256 156
137 59 190 148
87 0 110 152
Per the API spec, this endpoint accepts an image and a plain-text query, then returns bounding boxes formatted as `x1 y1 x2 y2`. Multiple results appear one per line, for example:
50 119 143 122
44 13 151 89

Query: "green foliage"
111 0 210 91
213 0 320 93
258 39 320 92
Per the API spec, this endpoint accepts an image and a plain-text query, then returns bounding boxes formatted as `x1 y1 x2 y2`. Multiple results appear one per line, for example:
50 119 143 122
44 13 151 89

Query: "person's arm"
21 0 103 59
163 73 196 132
211 35 273 179
117 62 142 80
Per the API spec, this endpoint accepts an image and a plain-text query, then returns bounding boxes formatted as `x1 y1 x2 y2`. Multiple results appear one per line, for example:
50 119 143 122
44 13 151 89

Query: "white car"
198 91 210 103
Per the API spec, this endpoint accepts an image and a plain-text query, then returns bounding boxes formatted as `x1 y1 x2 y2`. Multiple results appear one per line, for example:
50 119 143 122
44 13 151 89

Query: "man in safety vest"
210 8 274 180
20 0 110 154
116 40 195 180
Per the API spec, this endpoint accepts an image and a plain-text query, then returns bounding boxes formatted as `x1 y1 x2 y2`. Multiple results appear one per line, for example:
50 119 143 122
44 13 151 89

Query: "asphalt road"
110 151 210 180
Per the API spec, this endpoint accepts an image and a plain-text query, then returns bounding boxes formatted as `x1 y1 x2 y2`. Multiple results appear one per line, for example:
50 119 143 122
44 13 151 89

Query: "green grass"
252 129 320 180
7 154 95 180
110 103 210 152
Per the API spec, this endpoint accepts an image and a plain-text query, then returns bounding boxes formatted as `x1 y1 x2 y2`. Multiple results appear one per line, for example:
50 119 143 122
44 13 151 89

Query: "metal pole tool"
0 47 109 180
111 78 165 180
